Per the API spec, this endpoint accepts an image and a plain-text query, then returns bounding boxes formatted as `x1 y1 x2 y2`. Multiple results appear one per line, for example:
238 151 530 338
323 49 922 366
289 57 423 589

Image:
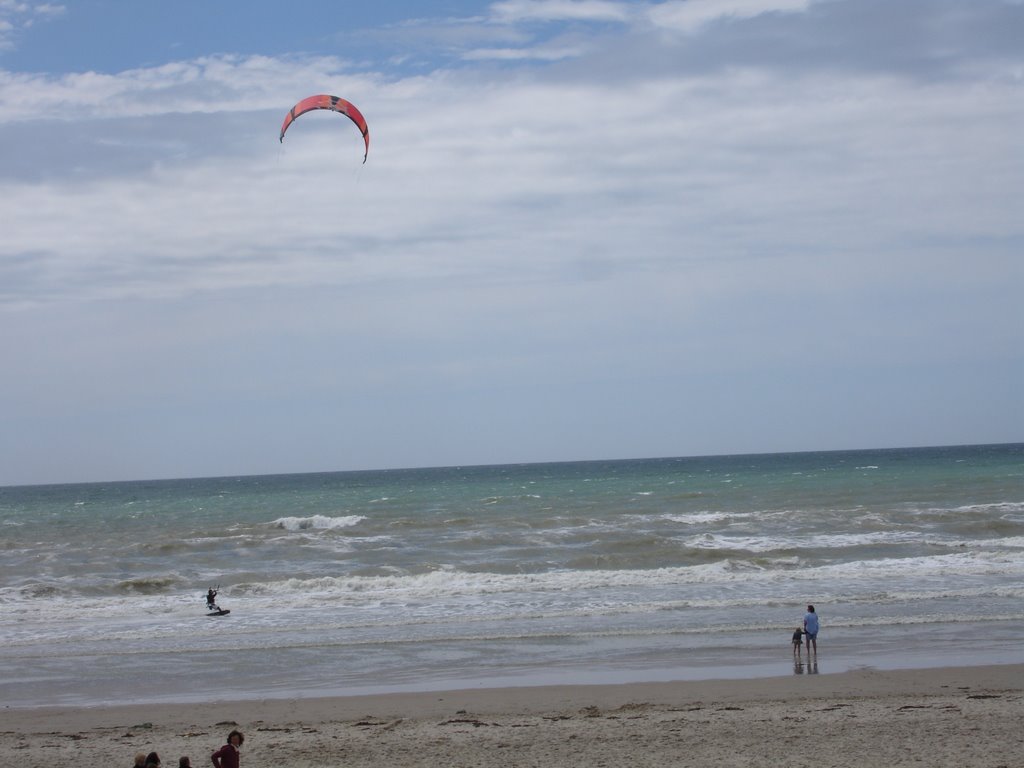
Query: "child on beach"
791 626 804 659
211 730 244 768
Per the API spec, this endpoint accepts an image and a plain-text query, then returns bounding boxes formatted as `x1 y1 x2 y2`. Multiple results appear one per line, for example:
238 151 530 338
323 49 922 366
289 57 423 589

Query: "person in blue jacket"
803 605 820 656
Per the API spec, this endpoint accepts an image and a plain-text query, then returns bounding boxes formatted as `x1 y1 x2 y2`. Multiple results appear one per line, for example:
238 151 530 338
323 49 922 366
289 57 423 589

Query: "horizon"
2 440 1019 490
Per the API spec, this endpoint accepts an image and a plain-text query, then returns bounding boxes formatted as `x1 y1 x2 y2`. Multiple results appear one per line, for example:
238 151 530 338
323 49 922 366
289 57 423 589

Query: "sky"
0 0 1021 485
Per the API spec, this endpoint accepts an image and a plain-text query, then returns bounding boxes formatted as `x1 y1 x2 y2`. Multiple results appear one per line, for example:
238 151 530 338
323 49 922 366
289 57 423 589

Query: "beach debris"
440 718 499 727
611 702 652 718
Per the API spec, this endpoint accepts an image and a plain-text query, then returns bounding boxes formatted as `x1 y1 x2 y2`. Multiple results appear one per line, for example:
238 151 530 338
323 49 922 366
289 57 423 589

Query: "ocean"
1 444 1022 708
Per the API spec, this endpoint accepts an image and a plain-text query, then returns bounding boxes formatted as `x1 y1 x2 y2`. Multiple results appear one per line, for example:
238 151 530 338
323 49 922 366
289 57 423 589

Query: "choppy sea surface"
1 444 1022 707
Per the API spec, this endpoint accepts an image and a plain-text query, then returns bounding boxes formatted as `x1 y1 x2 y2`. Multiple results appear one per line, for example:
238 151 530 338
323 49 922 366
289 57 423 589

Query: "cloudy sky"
1 0 1021 485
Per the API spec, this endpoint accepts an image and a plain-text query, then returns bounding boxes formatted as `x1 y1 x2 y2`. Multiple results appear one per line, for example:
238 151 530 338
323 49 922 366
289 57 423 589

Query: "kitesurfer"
206 588 219 611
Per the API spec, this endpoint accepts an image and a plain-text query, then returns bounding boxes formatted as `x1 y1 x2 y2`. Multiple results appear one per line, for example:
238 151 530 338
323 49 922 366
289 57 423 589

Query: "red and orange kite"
279 94 370 163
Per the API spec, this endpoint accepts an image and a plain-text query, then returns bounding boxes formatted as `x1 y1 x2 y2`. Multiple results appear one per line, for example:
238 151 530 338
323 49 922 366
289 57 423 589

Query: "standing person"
791 625 804 660
803 605 820 656
206 588 219 611
211 730 244 768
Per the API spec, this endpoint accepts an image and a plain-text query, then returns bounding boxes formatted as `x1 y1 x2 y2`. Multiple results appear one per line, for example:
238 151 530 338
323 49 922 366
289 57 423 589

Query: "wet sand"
3 663 1022 767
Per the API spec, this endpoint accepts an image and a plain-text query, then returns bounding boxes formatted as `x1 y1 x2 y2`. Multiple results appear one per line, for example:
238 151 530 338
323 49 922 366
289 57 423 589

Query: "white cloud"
0 55 377 123
462 44 585 60
0 0 63 47
2 53 1019 311
33 2 64 16
648 0 814 33
490 0 633 23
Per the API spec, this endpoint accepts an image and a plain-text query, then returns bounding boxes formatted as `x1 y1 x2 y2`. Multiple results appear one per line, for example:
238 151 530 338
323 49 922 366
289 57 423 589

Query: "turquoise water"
1 444 1022 706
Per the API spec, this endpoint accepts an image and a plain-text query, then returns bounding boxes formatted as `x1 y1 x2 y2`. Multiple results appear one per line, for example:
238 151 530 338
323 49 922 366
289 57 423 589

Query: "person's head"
135 752 148 767
145 752 161 767
227 730 244 747
179 758 191 768
807 605 815 613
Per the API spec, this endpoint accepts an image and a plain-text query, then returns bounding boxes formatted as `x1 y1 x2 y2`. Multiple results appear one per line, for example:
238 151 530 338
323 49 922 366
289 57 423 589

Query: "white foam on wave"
812 549 1024 579
7 555 1024 664
967 536 1024 549
227 547 1024 602
232 565 733 600
662 512 749 525
270 515 365 532
951 502 1024 516
683 530 966 552
11 547 1021 622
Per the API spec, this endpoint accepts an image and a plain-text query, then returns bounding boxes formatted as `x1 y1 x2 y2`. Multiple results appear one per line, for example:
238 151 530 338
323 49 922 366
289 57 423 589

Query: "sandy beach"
3 663 1021 767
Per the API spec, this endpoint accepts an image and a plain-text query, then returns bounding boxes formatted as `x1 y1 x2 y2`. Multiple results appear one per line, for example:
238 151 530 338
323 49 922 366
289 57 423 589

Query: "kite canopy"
279 94 370 163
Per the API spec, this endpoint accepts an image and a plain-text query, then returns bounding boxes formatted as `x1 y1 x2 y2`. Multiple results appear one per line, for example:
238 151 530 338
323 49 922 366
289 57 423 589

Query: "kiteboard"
207 609 231 616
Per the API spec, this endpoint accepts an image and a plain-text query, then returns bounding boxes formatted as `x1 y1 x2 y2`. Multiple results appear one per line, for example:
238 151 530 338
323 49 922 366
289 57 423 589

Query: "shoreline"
9 620 1022 711
5 663 1022 767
